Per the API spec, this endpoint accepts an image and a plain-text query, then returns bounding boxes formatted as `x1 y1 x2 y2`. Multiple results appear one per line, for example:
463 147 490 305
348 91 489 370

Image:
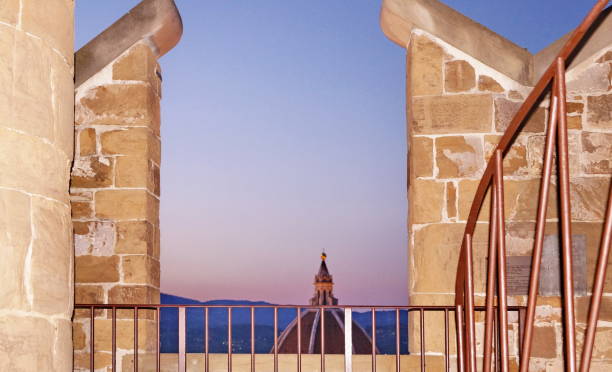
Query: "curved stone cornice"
380 0 533 85
75 0 183 87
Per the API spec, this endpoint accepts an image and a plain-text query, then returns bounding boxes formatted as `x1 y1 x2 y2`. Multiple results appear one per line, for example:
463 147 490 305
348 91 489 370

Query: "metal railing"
453 1 612 372
73 303 525 372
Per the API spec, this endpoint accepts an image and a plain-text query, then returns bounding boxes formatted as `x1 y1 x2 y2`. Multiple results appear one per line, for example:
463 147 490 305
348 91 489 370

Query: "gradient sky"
76 0 590 305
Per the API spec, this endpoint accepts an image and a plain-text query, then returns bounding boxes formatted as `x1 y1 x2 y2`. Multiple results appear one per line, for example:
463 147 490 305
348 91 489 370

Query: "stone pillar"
381 0 612 370
71 42 162 371
0 0 75 371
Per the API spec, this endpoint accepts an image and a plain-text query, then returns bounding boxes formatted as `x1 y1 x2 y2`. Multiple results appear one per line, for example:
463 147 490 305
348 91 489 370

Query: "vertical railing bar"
371 308 376 372
484 180 498 372
420 308 425 372
228 307 232 372
205 307 209 372
297 307 302 372
274 307 278 372
556 56 577 372
251 307 255 372
518 308 526 361
90 306 94 372
494 150 510 372
519 94 559 372
178 307 186 372
455 305 465 372
135 307 139 372
464 234 477 372
156 307 160 372
579 185 612 372
112 307 116 372
444 309 449 372
345 308 353 372
321 306 326 372
395 309 400 372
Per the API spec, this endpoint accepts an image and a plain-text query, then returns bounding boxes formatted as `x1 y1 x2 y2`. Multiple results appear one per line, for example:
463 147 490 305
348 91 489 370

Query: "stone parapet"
71 1 182 370
381 0 612 369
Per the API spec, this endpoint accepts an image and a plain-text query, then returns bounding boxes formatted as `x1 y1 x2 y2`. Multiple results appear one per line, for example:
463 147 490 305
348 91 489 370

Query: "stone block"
445 60 475 92
75 255 120 283
508 90 524 100
410 136 433 178
575 296 612 323
505 179 558 221
457 180 490 222
587 93 612 129
116 155 158 195
0 189 30 310
113 43 160 92
75 285 105 304
77 84 160 134
412 223 488 293
582 132 612 174
597 51 612 63
527 134 581 176
0 315 56 370
446 182 457 219
92 318 158 352
485 135 528 176
567 101 584 114
30 196 72 316
71 201 93 219
567 115 582 129
71 156 114 188
122 255 160 287
478 75 504 93
116 221 155 255
74 221 115 256
50 50 74 158
435 136 484 178
73 322 87 351
95 189 159 222
108 285 159 304
410 179 444 223
571 177 611 221
531 326 557 358
409 34 443 96
0 25 14 126
0 0 19 25
0 127 70 203
412 94 492 134
576 326 612 361
79 128 97 156
73 351 112 371
101 127 161 164
567 63 610 94
21 0 73 59
495 98 546 133
12 32 53 142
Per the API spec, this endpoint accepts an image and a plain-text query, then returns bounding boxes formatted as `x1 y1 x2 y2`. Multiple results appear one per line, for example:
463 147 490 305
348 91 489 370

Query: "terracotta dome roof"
277 309 375 354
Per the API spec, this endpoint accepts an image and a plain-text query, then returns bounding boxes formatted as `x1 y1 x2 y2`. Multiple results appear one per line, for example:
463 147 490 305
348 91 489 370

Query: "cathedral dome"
276 253 376 354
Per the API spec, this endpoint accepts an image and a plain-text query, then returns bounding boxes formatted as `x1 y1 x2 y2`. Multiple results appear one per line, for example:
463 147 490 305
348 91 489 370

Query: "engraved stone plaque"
539 234 587 296
506 256 532 295
503 234 587 296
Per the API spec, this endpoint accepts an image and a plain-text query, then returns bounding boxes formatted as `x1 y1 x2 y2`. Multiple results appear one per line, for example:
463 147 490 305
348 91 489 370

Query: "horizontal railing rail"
74 303 526 372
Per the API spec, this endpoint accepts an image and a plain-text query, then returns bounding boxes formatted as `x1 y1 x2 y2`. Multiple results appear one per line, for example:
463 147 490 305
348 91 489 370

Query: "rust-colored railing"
453 1 612 372
74 303 524 372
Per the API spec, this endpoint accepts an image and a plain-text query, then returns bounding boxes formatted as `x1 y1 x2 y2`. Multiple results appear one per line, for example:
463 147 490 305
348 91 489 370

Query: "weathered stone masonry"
69 1 182 370
381 0 612 370
0 0 75 370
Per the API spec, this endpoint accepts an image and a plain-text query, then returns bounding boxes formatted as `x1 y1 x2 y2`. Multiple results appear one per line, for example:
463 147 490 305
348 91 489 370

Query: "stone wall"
71 42 163 371
381 0 611 370
0 0 75 370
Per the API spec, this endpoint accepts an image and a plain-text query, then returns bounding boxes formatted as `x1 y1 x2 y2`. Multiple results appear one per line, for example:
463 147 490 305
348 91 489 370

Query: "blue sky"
75 0 591 305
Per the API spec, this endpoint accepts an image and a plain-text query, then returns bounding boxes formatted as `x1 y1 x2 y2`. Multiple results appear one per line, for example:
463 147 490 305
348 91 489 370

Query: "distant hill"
160 293 408 354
